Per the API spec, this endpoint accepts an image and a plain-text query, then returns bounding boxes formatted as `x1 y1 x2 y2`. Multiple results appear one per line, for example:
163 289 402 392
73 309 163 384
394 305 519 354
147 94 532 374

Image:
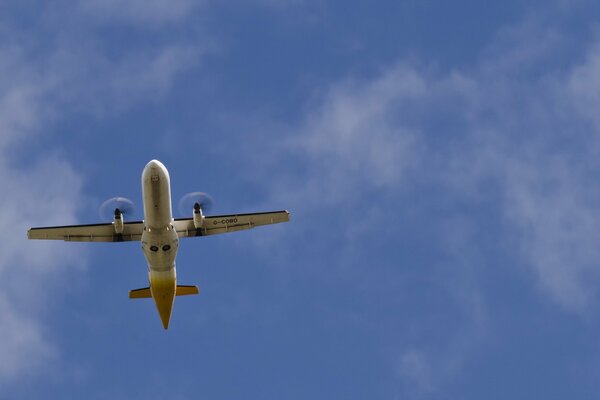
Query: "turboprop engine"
113 208 124 234
179 192 214 229
99 197 136 234
193 202 204 228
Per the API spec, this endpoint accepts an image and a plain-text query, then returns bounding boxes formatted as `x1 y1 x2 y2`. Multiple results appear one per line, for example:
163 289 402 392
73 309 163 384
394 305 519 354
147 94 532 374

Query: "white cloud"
267 66 428 211
0 46 57 148
104 45 201 105
498 155 600 313
267 19 600 316
79 0 200 26
568 41 600 130
0 295 58 381
0 119 86 382
44 42 202 115
397 350 433 393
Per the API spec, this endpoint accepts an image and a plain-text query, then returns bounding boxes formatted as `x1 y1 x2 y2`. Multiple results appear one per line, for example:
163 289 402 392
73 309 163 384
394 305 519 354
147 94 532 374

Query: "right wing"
27 221 144 242
173 210 290 238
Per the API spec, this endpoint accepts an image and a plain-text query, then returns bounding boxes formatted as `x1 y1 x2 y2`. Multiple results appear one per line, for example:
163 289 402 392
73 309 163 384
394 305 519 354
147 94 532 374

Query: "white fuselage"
140 159 179 328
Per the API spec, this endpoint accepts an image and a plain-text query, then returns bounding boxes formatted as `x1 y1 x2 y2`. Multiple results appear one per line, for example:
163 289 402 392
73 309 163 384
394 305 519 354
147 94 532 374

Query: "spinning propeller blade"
178 192 214 216
99 197 136 220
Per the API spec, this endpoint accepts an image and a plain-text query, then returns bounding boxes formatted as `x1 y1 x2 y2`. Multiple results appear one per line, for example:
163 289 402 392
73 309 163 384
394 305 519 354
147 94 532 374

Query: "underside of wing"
173 210 290 238
27 221 144 242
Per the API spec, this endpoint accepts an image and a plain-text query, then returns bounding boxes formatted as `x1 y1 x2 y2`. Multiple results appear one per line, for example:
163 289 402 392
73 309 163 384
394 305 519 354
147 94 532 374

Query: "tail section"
129 284 199 330
128 285 199 299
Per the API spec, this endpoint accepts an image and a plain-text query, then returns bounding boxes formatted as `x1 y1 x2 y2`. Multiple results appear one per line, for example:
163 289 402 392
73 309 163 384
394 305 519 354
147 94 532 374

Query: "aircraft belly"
141 228 178 268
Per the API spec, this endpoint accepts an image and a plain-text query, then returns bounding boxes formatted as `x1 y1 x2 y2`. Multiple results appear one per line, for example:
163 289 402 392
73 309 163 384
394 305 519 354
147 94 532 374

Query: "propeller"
99 197 137 220
178 192 214 217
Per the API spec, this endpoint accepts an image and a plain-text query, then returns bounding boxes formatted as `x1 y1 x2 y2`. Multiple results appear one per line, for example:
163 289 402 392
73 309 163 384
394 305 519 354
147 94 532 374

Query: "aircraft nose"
146 159 164 169
142 159 170 188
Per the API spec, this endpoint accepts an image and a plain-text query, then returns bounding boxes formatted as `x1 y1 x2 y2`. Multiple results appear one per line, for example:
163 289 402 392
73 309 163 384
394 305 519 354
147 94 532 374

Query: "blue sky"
3 0 600 398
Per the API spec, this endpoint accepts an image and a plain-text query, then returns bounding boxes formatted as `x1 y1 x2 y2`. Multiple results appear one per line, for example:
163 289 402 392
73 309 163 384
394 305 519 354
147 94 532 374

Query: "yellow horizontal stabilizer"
128 285 198 299
176 285 199 296
129 287 152 299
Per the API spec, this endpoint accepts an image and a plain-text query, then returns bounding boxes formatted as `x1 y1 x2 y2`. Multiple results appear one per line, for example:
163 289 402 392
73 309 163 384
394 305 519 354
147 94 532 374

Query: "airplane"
27 159 290 329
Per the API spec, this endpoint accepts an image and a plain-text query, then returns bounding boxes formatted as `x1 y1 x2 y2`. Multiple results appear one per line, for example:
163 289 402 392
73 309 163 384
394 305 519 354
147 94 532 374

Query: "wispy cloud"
79 0 200 26
281 66 426 208
265 13 600 315
0 295 57 381
45 42 202 115
0 128 85 382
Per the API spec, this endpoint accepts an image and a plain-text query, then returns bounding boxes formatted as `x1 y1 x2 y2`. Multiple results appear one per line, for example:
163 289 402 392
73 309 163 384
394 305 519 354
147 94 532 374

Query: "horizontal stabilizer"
129 287 151 299
176 285 199 296
128 285 199 299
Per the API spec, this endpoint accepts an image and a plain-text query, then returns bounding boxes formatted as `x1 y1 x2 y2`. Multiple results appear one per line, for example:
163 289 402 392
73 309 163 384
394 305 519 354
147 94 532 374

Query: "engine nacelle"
193 202 205 228
113 208 124 234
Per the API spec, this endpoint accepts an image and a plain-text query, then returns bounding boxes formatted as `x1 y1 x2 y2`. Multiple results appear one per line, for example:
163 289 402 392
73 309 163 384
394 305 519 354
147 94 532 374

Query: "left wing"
27 221 144 242
173 210 290 238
